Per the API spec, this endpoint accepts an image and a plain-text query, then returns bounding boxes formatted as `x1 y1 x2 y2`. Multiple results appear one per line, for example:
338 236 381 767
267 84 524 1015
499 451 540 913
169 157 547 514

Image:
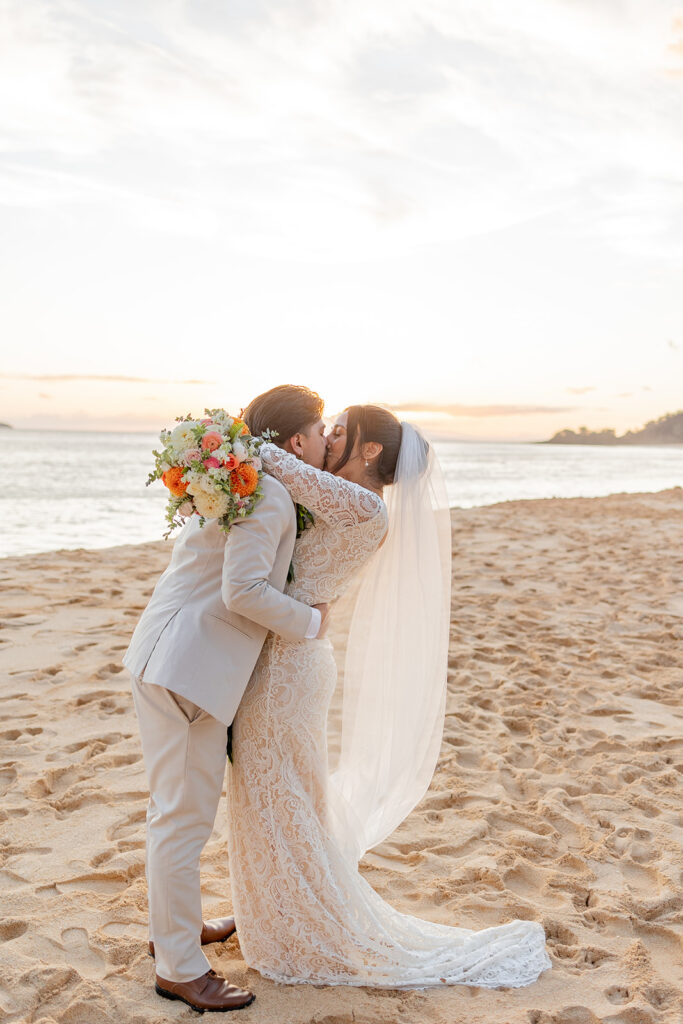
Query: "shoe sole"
155 983 255 1013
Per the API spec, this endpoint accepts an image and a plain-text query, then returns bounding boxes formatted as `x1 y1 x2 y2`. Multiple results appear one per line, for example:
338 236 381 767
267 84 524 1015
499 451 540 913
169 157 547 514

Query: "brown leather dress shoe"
155 969 254 1012
148 916 237 959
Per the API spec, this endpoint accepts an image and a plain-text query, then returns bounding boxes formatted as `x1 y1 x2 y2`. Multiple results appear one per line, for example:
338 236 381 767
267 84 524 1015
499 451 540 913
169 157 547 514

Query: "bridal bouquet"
147 409 268 537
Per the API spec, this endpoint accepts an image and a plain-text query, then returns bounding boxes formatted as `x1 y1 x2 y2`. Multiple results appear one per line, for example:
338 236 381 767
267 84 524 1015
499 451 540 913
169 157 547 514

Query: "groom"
123 385 328 1012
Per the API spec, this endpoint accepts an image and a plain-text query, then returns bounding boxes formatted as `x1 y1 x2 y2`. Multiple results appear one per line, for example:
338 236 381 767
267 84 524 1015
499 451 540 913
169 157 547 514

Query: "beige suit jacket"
122 475 312 725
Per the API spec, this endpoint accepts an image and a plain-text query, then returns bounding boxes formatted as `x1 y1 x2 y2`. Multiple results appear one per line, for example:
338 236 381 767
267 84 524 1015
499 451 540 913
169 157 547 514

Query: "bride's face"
326 412 361 480
325 412 350 476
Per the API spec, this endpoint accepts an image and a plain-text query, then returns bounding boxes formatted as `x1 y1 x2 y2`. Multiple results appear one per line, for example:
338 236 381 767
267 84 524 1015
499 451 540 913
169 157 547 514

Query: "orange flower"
233 419 249 436
230 463 259 497
162 466 188 498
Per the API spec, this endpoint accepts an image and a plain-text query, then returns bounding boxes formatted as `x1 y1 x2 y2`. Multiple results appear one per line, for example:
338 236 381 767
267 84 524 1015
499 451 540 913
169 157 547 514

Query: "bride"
227 404 551 989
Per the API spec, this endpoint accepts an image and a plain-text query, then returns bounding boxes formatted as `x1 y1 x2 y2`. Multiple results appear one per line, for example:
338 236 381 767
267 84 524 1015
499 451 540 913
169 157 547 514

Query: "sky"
1 0 682 440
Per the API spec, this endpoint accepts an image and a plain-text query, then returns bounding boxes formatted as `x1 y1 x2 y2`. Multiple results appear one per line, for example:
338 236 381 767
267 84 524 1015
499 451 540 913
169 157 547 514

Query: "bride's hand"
313 603 330 636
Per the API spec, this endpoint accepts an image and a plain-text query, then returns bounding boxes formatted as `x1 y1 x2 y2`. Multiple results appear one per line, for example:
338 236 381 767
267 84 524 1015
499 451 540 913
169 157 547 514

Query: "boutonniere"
296 504 315 538
288 504 315 583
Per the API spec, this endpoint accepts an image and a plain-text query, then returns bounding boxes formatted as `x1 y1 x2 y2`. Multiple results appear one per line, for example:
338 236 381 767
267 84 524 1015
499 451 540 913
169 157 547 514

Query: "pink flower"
201 418 213 425
203 456 220 469
201 431 222 452
183 448 202 465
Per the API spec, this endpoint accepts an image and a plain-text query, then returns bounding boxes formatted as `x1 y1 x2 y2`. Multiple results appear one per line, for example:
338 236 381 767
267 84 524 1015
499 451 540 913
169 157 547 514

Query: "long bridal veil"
330 422 452 863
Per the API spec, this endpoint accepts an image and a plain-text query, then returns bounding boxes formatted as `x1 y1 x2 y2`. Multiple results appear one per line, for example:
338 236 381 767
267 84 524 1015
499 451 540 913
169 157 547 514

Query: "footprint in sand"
45 740 90 762
0 729 22 741
98 697 128 715
579 946 616 969
96 662 125 678
543 918 579 947
581 909 633 937
0 763 17 797
56 868 135 896
28 764 87 799
90 850 116 868
607 826 659 865
60 927 106 979
73 689 117 707
605 985 632 1005
59 732 128 759
107 806 147 843
99 752 141 769
0 919 28 942
641 982 679 1012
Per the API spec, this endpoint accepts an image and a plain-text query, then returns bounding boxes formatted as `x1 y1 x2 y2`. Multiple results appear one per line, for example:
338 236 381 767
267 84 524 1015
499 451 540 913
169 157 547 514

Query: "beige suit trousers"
131 674 228 983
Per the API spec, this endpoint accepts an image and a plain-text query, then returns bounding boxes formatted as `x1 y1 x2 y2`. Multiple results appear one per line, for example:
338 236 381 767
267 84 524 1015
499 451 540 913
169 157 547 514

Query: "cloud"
0 373 211 384
566 386 596 395
388 402 578 418
1 0 682 258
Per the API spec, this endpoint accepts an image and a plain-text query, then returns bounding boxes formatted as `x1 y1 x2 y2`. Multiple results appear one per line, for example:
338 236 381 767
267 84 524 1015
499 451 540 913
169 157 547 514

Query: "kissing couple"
123 384 551 1012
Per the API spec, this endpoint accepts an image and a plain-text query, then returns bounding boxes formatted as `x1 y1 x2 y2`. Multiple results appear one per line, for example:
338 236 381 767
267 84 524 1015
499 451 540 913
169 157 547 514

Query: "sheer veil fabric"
226 433 551 989
330 422 452 862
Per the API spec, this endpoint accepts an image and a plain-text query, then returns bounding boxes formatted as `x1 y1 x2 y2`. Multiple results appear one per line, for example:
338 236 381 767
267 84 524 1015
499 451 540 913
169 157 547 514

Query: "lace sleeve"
259 444 386 529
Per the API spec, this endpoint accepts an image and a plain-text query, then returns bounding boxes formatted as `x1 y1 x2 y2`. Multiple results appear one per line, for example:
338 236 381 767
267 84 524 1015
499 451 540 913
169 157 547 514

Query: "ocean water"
1 429 682 559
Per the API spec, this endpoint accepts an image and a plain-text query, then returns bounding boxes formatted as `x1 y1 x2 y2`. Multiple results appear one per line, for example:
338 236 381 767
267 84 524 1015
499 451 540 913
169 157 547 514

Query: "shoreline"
1 489 682 1023
2 485 682 564
3 422 683 446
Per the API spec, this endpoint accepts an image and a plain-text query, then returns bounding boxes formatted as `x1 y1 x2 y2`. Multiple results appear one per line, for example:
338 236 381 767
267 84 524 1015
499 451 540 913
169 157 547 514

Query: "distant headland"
0 422 13 429
545 410 683 445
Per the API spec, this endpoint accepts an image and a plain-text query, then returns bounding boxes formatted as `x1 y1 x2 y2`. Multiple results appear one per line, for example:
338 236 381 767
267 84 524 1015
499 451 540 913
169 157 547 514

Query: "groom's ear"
284 433 305 457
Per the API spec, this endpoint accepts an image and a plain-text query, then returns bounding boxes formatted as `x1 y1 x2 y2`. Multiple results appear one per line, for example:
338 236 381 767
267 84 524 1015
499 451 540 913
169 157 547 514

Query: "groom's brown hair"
242 385 324 446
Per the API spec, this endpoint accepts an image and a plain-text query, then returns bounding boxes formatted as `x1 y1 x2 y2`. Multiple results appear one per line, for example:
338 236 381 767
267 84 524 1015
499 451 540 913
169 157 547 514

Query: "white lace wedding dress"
226 446 551 989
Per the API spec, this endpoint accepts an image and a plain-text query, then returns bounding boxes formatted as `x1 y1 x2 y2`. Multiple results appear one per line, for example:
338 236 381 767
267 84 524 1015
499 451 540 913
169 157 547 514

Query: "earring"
365 460 369 468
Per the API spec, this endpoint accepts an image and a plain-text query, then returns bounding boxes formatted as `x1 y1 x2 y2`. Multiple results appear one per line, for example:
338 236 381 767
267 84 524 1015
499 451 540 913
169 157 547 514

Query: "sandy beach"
1 489 682 1024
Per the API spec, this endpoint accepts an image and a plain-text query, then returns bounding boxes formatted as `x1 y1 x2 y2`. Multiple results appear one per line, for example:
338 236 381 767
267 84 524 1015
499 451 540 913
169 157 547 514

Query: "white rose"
232 441 247 463
193 489 230 519
170 421 199 449
185 471 208 495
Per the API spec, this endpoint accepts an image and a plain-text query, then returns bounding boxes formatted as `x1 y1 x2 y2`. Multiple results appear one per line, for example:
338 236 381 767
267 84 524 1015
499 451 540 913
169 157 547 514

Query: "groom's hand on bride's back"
313 603 329 636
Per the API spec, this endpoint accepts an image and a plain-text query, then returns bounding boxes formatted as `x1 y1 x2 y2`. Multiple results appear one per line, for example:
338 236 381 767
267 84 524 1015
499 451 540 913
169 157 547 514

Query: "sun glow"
1 1 682 441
